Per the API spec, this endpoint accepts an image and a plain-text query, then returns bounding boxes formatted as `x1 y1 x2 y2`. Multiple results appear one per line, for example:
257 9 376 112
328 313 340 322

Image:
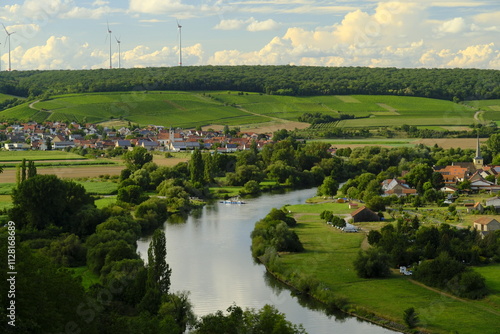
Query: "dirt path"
360 235 370 250
474 110 484 122
408 279 500 317
28 99 40 110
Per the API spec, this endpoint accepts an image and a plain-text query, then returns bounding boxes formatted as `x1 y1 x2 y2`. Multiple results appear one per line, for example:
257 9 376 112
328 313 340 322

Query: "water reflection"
263 271 350 322
137 188 398 334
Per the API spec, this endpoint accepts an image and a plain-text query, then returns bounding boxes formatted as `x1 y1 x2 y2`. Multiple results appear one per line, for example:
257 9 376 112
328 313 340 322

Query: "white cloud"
214 19 248 31
61 6 114 19
447 43 496 67
8 35 84 70
139 19 167 23
0 0 122 21
128 0 201 18
92 0 109 6
247 18 279 31
418 43 498 68
3 34 204 70
430 2 489 7
438 17 466 33
473 11 500 25
207 1 500 69
214 17 280 31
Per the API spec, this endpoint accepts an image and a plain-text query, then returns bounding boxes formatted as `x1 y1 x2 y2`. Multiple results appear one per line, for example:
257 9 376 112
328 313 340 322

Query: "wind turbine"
106 20 112 69
177 20 182 66
115 36 121 69
2 24 15 71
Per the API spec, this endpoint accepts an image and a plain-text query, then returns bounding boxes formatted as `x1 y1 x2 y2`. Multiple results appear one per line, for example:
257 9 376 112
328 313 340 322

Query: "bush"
414 252 488 299
240 180 260 196
117 185 148 204
403 307 419 329
353 247 391 278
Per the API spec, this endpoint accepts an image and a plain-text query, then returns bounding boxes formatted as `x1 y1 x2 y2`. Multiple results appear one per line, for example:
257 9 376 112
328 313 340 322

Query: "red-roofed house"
350 206 380 223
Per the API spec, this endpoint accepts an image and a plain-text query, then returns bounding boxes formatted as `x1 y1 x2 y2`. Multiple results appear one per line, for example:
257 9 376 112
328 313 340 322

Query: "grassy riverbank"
262 204 500 334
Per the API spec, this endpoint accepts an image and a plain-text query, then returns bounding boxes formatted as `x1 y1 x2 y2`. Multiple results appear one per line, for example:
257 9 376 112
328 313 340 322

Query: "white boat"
220 198 246 204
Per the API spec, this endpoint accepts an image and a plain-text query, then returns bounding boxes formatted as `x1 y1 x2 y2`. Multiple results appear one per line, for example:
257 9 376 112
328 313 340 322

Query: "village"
0 121 273 153
319 136 500 240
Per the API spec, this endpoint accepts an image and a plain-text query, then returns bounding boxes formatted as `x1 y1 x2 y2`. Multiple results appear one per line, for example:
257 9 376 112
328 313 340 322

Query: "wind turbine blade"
2 23 8 34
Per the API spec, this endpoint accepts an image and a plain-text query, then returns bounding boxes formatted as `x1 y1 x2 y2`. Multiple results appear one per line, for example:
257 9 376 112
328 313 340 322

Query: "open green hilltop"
0 91 495 129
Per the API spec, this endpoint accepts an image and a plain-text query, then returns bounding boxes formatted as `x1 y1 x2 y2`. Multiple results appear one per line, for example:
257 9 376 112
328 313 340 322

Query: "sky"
0 0 499 70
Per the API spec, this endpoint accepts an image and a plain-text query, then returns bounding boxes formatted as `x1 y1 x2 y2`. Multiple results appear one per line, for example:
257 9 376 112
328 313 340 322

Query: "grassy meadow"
2 91 269 127
0 91 485 129
0 150 86 162
275 202 500 334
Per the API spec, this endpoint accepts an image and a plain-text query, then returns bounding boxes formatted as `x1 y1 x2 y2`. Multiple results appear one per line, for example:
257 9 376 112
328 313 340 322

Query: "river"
136 188 398 333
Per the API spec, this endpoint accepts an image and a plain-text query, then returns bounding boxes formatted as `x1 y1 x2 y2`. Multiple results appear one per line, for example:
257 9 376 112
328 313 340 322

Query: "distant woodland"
0 66 499 101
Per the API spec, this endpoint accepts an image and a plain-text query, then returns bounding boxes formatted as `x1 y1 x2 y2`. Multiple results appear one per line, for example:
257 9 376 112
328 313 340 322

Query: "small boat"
220 197 246 205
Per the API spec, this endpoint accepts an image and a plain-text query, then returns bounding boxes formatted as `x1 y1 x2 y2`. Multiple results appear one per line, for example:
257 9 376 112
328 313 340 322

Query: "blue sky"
0 0 499 70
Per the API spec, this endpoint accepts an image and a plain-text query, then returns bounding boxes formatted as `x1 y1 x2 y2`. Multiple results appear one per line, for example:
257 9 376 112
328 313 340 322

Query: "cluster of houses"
378 137 500 198
435 138 500 193
1 121 272 152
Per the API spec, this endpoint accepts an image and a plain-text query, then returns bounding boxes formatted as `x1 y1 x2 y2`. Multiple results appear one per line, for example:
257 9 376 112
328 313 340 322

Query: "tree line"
0 156 308 333
0 66 499 101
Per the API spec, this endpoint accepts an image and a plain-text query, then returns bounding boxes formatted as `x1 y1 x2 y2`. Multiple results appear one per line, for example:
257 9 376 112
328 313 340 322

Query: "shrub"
353 247 391 278
403 307 419 329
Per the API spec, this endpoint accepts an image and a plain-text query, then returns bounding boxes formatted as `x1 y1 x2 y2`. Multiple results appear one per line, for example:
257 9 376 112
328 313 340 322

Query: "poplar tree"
147 229 172 295
189 148 204 184
27 160 37 179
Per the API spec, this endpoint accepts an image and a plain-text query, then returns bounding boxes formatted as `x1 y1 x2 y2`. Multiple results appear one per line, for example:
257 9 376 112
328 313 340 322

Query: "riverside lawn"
267 202 500 334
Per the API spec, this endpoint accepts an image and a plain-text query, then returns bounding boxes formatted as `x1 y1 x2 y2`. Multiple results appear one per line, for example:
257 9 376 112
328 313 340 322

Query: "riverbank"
256 205 500 334
259 258 411 334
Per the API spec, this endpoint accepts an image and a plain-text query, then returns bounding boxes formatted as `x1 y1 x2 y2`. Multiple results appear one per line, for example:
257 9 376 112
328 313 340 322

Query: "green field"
212 93 476 128
70 266 100 290
465 99 500 123
311 138 417 147
0 151 86 162
275 204 500 334
75 181 118 195
94 196 117 209
0 91 270 127
0 195 13 210
0 93 20 103
0 91 484 129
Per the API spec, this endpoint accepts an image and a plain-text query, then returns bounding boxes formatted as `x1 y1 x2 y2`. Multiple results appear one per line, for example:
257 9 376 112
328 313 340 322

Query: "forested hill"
1 66 499 101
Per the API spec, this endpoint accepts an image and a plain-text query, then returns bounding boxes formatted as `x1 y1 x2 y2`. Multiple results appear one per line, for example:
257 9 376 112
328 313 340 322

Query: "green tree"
431 172 444 190
159 291 196 333
223 124 230 136
189 149 204 184
317 176 339 197
10 175 94 231
117 185 148 204
403 307 419 329
240 180 261 196
140 229 172 315
45 137 52 150
367 230 382 245
366 195 386 212
123 146 153 171
353 247 391 278
0 241 94 333
487 133 500 155
194 304 306 334
147 229 172 295
404 164 433 191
